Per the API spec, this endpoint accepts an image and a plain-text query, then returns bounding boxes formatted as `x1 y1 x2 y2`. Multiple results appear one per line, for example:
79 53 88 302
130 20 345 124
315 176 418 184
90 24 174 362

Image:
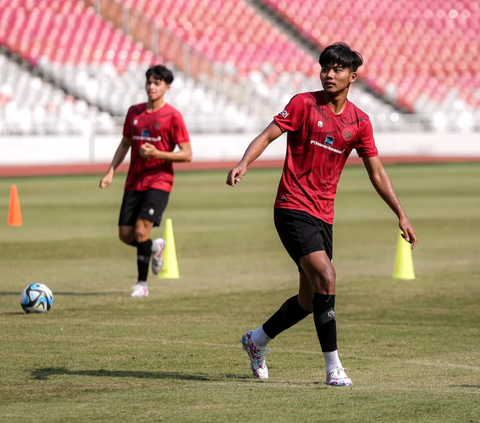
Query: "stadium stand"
0 48 116 135
0 0 250 133
99 0 406 127
261 0 480 115
0 0 478 134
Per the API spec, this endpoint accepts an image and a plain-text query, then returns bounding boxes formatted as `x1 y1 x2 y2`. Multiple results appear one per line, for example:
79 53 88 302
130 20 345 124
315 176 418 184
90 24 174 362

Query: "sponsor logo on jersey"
142 130 149 136
310 139 344 154
148 208 154 215
133 119 138 126
132 135 162 142
324 135 334 146
279 109 289 118
317 120 324 128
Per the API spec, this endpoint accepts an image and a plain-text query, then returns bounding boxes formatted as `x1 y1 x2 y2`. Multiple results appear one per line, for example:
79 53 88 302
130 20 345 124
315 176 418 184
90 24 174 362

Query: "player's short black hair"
146 65 174 85
319 43 363 72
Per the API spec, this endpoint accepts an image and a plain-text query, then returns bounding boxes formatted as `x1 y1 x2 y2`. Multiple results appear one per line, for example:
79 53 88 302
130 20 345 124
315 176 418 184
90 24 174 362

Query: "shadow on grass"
32 368 250 382
31 368 315 386
453 385 480 388
0 291 123 296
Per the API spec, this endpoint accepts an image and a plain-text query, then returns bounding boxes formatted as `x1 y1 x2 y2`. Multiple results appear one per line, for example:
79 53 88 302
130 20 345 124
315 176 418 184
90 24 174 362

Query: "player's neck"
147 98 167 112
322 90 349 115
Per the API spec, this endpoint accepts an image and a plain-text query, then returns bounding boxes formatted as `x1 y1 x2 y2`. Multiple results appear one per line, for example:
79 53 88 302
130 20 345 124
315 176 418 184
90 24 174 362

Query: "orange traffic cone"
8 184 22 226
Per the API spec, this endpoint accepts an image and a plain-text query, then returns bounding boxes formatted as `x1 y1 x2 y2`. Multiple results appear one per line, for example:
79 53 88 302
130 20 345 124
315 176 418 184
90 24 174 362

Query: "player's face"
145 76 170 101
320 63 357 94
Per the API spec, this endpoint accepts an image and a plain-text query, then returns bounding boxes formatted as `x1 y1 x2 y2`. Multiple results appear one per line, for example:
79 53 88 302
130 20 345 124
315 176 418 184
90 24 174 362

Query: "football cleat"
325 366 353 386
131 284 149 298
240 330 270 379
151 238 166 275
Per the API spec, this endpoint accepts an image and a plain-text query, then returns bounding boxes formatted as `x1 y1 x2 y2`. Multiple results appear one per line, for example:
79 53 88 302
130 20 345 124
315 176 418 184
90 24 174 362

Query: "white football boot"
151 238 166 275
131 284 149 298
240 330 270 379
325 366 353 386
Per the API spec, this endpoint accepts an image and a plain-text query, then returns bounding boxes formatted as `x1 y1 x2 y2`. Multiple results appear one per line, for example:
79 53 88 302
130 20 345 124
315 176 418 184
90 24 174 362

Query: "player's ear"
349 71 357 84
165 84 171 91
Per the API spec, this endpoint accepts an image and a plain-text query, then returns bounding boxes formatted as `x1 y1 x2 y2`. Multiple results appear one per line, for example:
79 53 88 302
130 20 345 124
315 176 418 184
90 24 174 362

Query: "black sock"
262 295 312 339
129 240 139 247
313 293 337 352
137 240 152 282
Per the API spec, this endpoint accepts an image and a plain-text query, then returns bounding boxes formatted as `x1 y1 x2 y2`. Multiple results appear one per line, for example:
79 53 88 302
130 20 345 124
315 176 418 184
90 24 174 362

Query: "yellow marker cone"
159 218 180 279
393 230 415 280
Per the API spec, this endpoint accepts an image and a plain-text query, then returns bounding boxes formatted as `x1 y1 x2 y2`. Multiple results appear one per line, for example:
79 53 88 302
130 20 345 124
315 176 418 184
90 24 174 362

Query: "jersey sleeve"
122 107 133 138
273 95 305 132
355 117 378 157
172 112 190 144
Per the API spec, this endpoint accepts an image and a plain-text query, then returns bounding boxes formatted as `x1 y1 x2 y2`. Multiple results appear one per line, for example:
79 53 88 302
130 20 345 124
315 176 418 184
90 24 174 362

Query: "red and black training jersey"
122 103 190 192
273 91 378 224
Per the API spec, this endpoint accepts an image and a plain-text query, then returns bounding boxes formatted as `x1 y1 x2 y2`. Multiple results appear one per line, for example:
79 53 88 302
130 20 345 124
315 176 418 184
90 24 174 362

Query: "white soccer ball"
20 283 54 313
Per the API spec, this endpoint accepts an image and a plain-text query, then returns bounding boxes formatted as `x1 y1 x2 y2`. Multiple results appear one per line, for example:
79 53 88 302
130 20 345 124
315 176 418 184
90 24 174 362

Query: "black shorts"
118 189 169 227
274 208 333 269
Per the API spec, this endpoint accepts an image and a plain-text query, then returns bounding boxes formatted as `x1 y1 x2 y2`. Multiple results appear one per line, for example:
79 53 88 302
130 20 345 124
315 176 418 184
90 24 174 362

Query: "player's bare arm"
99 136 132 188
362 156 417 248
226 122 282 187
139 141 192 162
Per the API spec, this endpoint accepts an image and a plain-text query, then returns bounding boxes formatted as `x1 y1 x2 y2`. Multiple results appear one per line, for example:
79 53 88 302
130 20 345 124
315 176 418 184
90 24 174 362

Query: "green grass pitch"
0 164 479 422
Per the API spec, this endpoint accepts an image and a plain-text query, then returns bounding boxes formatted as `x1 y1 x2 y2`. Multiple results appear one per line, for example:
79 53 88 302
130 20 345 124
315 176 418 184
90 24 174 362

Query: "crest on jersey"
324 135 334 146
317 120 323 128
155 123 161 129
342 126 355 141
279 109 289 118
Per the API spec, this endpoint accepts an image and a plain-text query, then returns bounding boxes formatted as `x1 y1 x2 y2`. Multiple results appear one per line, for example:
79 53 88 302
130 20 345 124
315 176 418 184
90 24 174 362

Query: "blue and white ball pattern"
20 283 54 313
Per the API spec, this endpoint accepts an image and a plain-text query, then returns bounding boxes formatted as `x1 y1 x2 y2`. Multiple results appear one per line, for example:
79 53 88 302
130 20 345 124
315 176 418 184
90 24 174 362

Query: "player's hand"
399 216 417 249
140 142 157 158
99 170 113 188
226 163 247 186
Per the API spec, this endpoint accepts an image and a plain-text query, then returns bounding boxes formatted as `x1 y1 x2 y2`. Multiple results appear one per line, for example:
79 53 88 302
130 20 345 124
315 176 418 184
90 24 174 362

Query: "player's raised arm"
362 156 417 248
226 122 282 186
99 136 132 188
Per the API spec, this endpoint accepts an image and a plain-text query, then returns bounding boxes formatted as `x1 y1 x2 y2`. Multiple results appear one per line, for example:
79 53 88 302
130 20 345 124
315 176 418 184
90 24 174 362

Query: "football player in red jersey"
227 43 417 385
100 65 192 298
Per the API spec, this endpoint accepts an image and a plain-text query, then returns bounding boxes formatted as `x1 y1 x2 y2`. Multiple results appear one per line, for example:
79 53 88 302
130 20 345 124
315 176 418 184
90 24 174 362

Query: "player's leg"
117 190 159 297
118 190 142 246
257 271 313 345
300 250 352 386
130 189 168 297
240 209 313 379
139 190 169 275
117 191 149 296
241 272 313 379
129 218 154 297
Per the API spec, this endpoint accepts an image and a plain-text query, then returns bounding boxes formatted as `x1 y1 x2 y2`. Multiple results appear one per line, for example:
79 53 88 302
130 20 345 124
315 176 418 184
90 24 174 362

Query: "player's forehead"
321 62 347 70
146 75 165 83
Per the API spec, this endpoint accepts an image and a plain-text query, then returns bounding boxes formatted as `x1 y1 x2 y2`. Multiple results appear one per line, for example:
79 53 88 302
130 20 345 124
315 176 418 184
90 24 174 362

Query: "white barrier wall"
0 132 479 166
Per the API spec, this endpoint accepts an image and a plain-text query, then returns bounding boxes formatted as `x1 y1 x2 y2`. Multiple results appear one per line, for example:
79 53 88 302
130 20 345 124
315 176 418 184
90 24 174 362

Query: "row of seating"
262 0 480 111
0 0 477 134
0 51 116 135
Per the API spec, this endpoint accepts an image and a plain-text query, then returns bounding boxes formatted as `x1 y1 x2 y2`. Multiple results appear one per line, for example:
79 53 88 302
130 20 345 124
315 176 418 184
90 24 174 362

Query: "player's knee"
119 229 133 244
134 228 149 243
317 269 336 292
